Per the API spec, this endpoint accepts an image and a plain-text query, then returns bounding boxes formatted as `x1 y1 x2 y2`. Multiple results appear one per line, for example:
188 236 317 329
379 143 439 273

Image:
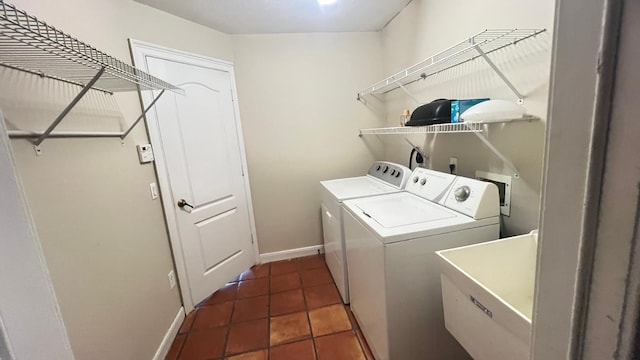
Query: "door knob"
177 199 194 210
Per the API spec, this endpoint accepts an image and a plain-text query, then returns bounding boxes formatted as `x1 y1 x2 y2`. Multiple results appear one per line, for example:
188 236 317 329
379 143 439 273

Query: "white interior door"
130 42 257 308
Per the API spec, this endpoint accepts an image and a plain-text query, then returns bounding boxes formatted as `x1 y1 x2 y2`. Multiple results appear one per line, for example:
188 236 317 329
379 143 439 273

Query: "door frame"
129 40 260 313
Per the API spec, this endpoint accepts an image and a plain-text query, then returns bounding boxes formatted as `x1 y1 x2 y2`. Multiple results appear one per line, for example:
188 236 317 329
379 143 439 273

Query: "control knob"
412 176 419 183
383 166 389 173
391 169 396 176
420 178 427 186
454 186 471 202
376 165 381 171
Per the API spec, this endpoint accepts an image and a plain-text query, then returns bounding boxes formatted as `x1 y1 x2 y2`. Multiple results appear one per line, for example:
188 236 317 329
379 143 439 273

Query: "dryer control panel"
367 161 412 189
443 177 500 219
405 168 457 203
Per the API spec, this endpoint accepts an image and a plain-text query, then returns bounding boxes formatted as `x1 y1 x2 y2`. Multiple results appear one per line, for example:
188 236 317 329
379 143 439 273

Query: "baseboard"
152 306 185 360
259 245 324 264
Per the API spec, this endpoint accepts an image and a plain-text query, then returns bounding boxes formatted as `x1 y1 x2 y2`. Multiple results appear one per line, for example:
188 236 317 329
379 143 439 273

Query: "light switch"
150 182 159 200
137 144 155 163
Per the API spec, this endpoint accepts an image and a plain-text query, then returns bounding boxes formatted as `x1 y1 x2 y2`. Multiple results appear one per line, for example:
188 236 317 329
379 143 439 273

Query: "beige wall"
378 0 555 235
232 32 384 254
1 0 232 359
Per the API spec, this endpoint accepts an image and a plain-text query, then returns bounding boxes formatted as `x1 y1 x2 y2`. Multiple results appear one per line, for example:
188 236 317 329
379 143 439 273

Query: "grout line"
300 268 319 360
219 285 238 360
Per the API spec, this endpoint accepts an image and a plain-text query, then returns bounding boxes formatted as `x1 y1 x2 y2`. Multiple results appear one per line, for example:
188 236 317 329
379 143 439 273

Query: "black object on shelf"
406 99 452 126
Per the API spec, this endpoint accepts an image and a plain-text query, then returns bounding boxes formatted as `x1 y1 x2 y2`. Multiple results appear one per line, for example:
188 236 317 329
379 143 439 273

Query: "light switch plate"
149 182 159 200
168 270 176 289
137 144 154 163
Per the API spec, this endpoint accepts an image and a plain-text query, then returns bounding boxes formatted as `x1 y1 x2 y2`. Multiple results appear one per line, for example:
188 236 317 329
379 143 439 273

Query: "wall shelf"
0 0 183 152
359 115 540 177
356 28 546 104
359 115 538 136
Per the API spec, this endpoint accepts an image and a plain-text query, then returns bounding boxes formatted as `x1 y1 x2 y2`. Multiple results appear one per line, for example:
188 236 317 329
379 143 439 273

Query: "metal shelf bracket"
120 89 166 141
24 82 169 154
396 82 423 106
468 124 520 178
471 44 525 104
33 67 105 154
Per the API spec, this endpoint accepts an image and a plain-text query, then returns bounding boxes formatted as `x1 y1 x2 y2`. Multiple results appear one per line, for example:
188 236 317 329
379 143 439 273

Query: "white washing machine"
321 161 411 304
343 168 500 360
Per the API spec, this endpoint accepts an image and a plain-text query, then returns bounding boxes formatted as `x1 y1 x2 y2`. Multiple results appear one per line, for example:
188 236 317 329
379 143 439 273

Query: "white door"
130 42 257 308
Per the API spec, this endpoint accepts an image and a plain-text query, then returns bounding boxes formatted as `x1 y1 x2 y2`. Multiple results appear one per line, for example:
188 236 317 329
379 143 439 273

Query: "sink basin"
436 232 538 360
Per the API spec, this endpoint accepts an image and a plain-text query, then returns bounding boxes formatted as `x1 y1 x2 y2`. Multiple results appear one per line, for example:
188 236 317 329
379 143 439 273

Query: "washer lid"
321 176 398 201
355 194 457 228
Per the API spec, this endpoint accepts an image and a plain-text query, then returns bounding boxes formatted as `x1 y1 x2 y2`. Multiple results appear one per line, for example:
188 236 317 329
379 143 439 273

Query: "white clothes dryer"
321 161 411 304
343 168 500 360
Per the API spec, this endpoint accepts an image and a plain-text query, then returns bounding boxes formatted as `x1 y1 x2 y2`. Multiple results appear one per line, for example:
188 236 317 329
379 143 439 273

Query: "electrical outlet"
168 270 177 289
449 157 458 174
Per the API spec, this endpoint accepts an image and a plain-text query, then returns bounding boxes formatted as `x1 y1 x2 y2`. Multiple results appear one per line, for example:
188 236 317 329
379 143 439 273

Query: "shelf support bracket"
33 67 106 153
396 82 423 106
469 125 520 177
120 89 166 141
473 45 525 104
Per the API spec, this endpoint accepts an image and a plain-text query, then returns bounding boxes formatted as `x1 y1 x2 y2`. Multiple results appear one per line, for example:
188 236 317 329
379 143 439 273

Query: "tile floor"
166 254 374 360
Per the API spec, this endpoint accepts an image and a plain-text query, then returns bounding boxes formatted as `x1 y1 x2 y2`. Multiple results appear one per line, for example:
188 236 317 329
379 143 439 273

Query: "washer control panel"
405 168 457 203
367 161 412 189
443 177 500 219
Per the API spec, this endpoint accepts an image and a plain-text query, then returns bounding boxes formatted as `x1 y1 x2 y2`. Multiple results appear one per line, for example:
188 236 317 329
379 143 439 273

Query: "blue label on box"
451 98 490 123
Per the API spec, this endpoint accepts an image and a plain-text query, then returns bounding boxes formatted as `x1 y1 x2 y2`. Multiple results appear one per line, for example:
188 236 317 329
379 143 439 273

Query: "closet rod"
8 130 124 138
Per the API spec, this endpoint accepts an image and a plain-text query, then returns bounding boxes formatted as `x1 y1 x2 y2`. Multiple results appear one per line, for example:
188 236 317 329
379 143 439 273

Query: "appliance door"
345 209 389 360
321 202 348 303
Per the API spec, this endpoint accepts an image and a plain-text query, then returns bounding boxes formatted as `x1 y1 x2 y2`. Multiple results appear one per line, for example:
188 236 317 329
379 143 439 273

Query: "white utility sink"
436 231 538 360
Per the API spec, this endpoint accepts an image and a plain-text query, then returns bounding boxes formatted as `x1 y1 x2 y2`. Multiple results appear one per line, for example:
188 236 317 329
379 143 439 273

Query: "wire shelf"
357 28 546 98
0 0 183 94
358 115 539 136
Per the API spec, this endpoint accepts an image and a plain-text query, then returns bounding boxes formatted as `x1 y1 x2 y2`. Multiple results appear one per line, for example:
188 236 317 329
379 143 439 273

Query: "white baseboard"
259 245 324 264
152 306 185 360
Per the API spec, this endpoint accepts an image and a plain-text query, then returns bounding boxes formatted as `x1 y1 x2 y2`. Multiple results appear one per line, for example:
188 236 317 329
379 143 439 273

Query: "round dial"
454 186 471 202
391 170 396 176
420 178 427 186
383 166 389 173
395 172 401 178
376 165 381 171
412 176 419 183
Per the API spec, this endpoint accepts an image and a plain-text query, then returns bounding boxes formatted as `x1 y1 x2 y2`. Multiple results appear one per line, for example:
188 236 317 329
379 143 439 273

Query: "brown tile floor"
166 255 374 360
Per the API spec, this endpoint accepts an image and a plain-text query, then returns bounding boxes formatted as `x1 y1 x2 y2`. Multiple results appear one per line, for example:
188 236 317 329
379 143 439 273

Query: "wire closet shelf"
358 115 538 136
0 0 185 150
0 0 182 93
357 28 546 99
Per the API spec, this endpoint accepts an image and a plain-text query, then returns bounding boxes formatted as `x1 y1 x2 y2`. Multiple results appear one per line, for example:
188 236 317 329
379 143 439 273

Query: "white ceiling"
134 0 413 34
